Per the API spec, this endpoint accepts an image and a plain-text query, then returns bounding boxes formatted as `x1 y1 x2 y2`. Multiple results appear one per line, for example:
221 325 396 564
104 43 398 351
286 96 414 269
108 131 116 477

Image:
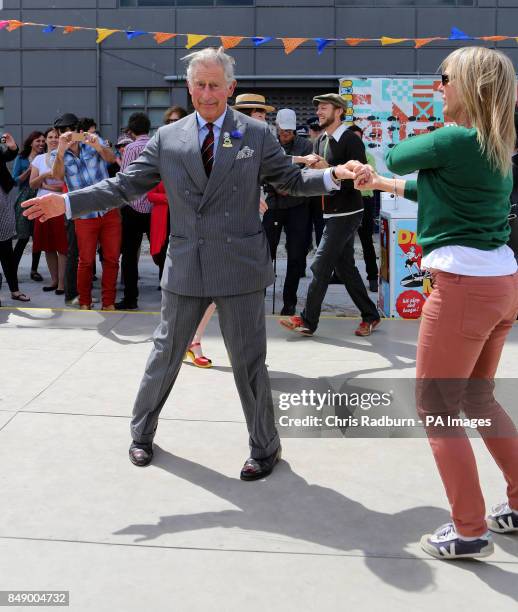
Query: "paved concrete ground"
1 245 518 611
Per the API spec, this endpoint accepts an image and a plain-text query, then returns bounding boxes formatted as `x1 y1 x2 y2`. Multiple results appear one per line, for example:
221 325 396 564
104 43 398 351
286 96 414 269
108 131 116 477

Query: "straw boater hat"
232 93 276 113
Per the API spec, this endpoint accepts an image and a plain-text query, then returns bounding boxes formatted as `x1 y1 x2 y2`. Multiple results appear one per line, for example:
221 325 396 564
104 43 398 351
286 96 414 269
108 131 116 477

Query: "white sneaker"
488 502 518 533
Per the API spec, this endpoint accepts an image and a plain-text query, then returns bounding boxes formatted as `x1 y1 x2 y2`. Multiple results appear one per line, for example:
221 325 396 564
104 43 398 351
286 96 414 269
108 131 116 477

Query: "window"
0 89 4 131
119 88 172 135
120 0 254 6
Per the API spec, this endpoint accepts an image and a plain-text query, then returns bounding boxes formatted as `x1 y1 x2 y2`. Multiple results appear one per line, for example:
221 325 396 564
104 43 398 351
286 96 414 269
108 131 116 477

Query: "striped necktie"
201 122 214 176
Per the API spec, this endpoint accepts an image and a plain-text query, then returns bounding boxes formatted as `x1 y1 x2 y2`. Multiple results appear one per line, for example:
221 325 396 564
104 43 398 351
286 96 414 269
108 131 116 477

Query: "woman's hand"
353 164 379 191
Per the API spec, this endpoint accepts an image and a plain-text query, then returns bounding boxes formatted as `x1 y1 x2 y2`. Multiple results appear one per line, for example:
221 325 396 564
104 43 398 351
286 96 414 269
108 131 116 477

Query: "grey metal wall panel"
176 7 254 36
99 8 175 49
256 7 335 37
22 86 97 124
4 87 21 131
101 47 175 86
0 51 21 86
20 10 97 48
22 1 97 7
336 8 416 40
416 8 497 45
337 47 416 74
255 47 336 75
23 49 97 86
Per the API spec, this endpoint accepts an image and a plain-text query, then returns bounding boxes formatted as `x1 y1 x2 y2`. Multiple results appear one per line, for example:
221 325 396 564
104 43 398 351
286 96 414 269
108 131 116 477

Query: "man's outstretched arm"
23 129 162 222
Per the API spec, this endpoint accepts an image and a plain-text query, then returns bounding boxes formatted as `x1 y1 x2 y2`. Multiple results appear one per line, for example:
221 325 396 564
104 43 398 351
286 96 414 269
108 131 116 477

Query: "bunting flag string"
0 20 516 55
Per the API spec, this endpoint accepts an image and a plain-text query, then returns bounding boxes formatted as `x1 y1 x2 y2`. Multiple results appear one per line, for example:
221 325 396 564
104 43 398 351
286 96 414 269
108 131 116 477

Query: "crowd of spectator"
0 99 380 313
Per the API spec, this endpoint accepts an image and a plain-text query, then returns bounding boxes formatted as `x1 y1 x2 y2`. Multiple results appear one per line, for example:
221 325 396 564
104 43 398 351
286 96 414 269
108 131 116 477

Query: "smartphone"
70 132 86 142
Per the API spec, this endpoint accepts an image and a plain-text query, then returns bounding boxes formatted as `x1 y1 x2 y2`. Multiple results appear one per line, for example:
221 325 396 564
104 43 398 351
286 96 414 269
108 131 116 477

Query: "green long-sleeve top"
385 125 512 256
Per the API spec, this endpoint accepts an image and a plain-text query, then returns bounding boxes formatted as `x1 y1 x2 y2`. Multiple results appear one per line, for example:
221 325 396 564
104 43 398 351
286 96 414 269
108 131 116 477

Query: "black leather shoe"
240 446 281 481
368 279 378 293
115 300 138 311
129 442 153 467
280 305 296 316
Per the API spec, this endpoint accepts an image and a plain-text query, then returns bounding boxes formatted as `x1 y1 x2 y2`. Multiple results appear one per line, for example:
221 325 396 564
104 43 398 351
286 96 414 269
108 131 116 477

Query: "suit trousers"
130 289 280 459
301 213 380 332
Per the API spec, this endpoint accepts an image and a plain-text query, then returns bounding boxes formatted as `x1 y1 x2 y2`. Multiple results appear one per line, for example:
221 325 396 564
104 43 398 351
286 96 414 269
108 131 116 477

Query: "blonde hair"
441 46 517 176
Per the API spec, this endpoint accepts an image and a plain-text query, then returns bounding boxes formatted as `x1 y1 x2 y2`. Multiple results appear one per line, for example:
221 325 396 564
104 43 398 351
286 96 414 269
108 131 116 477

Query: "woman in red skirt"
30 127 68 294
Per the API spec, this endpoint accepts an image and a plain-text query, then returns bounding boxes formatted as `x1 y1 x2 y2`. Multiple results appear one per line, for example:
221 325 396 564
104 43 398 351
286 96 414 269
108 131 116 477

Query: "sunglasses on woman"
441 74 450 86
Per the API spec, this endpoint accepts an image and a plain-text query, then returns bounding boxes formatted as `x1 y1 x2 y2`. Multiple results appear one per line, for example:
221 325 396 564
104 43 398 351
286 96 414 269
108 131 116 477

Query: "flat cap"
312 93 348 110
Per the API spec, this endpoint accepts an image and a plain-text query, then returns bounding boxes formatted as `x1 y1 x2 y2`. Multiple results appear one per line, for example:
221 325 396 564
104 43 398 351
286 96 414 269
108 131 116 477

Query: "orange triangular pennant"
220 36 244 50
344 38 369 46
381 36 409 46
414 37 441 48
154 32 176 44
63 26 80 35
7 20 24 32
479 35 509 42
96 28 118 44
281 37 308 54
186 34 209 49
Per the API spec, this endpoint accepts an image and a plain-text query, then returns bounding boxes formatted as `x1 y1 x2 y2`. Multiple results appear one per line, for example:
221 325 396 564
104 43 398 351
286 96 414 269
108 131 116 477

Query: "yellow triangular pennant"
220 36 244 50
281 37 308 55
381 37 409 46
186 34 209 49
154 32 176 44
96 28 118 44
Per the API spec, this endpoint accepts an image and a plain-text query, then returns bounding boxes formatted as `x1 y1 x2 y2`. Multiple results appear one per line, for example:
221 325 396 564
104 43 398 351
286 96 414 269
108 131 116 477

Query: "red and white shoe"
354 319 381 337
279 315 313 336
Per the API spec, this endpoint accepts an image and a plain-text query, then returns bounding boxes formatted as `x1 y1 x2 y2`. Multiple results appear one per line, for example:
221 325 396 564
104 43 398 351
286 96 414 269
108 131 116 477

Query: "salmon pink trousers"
416 270 518 537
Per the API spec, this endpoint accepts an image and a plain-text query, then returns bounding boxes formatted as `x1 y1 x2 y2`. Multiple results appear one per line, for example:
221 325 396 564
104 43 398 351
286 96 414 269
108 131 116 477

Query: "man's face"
277 127 295 145
316 102 341 129
188 62 236 123
250 109 267 122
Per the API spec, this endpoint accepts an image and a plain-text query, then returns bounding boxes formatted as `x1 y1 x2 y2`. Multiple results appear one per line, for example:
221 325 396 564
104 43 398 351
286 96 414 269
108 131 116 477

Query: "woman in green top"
356 46 518 560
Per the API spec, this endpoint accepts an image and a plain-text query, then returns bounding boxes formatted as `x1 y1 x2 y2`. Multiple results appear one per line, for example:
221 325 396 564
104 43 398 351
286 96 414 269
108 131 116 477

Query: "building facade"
0 0 517 142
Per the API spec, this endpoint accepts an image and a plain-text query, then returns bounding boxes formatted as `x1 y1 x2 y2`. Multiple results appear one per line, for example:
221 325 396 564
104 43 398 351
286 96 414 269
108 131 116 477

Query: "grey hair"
182 46 236 85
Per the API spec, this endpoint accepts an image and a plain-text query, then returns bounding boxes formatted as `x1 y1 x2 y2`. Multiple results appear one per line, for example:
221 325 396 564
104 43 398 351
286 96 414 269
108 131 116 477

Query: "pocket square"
236 146 254 160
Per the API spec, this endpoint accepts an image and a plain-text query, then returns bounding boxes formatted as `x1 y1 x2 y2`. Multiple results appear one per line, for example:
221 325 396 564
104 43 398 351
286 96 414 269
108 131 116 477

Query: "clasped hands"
297 155 375 189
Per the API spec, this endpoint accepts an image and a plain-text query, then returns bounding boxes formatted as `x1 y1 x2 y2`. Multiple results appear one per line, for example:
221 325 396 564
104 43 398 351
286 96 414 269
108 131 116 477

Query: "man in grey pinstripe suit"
22 47 364 480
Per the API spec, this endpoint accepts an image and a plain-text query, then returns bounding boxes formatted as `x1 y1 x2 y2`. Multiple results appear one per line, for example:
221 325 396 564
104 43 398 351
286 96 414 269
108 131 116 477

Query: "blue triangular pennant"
449 27 471 40
316 38 332 55
42 25 56 34
126 30 147 40
252 36 273 46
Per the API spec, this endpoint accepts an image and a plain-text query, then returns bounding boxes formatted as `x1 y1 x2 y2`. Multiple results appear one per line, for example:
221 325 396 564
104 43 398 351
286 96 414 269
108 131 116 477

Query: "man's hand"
84 132 102 152
333 160 371 182
2 132 17 151
259 199 268 214
21 194 66 223
58 131 74 155
298 153 328 169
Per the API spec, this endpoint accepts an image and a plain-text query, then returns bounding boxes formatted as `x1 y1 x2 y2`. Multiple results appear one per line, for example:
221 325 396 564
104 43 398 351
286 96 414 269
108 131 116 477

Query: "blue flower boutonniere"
230 130 243 139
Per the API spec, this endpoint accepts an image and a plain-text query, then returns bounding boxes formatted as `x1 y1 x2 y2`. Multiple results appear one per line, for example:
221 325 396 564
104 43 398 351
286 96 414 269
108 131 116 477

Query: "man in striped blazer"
22 47 363 480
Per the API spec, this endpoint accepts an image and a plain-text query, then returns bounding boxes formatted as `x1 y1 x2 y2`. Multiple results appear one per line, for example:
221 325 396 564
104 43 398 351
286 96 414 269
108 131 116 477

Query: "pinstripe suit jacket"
68 107 329 297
